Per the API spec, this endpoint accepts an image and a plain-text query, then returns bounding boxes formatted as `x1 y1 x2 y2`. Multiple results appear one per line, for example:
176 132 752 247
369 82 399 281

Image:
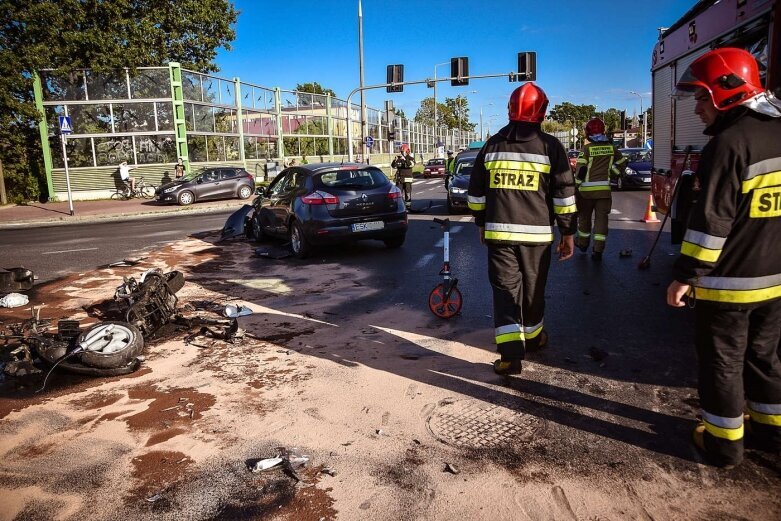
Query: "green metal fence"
34 64 477 200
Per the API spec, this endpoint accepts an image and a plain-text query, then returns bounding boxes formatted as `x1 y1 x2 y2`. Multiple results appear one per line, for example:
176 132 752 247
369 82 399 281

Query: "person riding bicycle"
119 161 136 192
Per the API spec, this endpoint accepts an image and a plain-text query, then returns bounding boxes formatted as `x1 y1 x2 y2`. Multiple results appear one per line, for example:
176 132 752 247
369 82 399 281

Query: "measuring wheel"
428 283 463 319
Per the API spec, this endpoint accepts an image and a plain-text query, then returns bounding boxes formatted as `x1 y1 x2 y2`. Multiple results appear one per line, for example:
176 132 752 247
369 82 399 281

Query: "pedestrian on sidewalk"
666 48 781 468
468 83 577 376
175 157 185 179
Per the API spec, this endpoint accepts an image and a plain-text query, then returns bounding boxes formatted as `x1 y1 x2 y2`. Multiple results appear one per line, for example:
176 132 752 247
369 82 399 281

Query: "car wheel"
384 234 406 249
251 215 267 243
178 190 195 206
238 185 253 199
289 221 311 259
616 177 624 191
446 197 455 214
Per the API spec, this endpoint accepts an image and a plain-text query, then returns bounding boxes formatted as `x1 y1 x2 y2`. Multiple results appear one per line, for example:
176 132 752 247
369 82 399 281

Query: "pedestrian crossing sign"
58 116 73 134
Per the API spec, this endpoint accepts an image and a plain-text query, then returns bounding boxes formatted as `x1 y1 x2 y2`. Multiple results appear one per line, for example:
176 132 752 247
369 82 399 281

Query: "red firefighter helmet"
675 47 763 111
584 117 605 137
508 83 548 123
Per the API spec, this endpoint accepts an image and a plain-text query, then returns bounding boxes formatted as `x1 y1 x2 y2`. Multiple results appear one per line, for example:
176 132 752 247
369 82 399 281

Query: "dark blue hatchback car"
246 163 408 258
613 148 652 190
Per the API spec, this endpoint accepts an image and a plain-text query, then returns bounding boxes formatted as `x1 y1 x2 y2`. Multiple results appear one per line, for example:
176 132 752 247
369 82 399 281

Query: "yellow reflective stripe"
681 241 722 263
748 409 781 426
694 284 781 304
577 230 590 238
576 158 587 165
703 420 744 441
589 145 615 156
403 177 413 183
593 234 606 241
484 160 551 173
485 231 554 243
579 185 611 192
468 202 486 211
524 322 544 339
554 204 577 214
496 331 524 344
742 170 781 193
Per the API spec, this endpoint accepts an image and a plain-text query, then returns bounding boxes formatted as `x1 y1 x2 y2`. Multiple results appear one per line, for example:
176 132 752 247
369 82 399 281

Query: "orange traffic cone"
642 194 661 223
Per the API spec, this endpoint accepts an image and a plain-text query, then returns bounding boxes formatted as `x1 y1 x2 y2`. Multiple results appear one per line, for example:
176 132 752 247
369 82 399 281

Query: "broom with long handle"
638 146 692 270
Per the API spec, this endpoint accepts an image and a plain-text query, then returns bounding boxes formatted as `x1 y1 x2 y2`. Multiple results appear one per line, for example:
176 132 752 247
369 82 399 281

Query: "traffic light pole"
346 72 516 162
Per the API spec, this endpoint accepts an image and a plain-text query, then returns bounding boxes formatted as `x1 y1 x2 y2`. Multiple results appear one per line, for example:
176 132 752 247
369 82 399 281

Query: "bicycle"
111 177 156 200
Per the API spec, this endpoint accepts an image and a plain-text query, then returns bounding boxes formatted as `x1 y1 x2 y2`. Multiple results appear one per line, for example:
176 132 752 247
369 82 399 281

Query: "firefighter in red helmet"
468 83 577 375
573 117 626 261
666 47 781 468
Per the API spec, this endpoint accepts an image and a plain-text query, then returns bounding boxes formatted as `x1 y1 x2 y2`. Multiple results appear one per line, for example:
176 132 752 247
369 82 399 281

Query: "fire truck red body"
650 0 780 241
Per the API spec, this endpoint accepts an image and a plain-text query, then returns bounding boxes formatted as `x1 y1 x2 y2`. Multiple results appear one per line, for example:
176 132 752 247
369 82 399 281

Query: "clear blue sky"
216 0 695 125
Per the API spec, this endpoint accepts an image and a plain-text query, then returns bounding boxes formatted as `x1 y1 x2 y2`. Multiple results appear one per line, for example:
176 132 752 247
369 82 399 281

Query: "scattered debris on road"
0 267 35 293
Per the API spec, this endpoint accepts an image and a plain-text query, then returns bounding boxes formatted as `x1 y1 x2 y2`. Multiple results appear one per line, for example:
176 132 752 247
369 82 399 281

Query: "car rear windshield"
426 159 445 166
316 168 389 189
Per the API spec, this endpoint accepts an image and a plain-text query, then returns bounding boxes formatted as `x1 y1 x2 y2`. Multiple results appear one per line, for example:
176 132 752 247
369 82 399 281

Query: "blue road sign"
364 136 374 148
58 116 73 134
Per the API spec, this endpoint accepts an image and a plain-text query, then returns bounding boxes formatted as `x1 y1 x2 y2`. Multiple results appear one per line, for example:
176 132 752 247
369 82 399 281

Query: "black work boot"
591 251 603 262
493 358 522 376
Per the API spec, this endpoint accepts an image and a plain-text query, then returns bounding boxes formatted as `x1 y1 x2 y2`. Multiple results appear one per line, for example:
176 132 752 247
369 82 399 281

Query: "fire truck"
650 0 780 242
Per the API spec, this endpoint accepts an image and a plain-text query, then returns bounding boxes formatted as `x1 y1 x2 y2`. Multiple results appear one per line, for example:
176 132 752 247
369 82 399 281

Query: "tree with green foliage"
413 97 450 128
295 82 336 97
548 102 597 135
0 0 238 202
443 95 476 132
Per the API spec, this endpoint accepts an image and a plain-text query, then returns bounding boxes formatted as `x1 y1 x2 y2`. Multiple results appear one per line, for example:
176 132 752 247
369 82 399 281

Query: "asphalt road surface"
0 211 235 283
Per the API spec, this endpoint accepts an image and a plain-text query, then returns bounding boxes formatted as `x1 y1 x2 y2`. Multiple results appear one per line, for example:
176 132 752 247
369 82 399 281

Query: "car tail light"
388 186 402 199
301 191 339 205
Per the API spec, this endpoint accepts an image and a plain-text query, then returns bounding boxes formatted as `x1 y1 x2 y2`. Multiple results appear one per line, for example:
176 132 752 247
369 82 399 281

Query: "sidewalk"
0 197 248 229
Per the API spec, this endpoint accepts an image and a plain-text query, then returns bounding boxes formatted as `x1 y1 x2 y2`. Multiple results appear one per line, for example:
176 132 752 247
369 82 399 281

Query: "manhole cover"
427 398 548 448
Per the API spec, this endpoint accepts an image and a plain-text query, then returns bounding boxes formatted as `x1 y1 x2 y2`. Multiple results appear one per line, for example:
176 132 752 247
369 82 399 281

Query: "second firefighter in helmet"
468 83 576 376
391 147 415 207
574 117 627 261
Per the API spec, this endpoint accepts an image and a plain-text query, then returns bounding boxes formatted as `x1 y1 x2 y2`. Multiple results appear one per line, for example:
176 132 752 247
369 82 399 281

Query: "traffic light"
388 129 396 141
620 110 627 130
517 52 537 81
451 57 469 86
386 65 404 93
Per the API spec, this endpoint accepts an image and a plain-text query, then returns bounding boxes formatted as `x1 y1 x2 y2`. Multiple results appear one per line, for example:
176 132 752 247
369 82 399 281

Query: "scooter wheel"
428 283 462 319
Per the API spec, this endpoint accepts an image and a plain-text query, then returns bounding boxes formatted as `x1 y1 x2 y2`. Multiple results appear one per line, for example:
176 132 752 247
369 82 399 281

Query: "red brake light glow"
301 191 339 205
388 186 402 199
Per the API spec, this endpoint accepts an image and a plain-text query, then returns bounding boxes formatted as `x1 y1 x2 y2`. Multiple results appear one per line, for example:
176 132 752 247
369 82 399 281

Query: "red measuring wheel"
428 283 463 319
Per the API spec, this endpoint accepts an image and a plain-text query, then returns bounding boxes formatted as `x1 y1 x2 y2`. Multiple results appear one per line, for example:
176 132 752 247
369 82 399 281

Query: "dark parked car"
156 167 255 205
613 148 652 190
446 152 477 214
246 163 407 258
423 158 446 178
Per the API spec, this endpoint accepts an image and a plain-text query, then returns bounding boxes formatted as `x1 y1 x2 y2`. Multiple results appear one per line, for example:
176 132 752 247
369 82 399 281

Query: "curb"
0 203 241 230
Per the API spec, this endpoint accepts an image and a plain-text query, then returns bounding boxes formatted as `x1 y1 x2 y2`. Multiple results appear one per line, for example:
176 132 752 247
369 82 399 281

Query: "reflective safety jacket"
467 122 577 244
575 140 626 199
392 155 415 184
673 108 781 308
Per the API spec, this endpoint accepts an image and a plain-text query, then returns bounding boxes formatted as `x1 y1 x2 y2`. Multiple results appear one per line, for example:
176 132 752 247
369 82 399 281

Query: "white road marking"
414 253 436 269
610 209 622 214
42 247 98 255
450 225 463 234
459 216 472 222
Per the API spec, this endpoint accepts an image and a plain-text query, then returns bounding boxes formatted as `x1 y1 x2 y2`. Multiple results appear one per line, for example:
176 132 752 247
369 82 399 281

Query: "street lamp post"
458 90 477 148
479 102 493 140
433 61 449 152
629 90 646 146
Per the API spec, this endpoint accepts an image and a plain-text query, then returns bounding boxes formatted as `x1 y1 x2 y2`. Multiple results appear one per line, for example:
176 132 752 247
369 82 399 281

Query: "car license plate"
352 221 384 232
